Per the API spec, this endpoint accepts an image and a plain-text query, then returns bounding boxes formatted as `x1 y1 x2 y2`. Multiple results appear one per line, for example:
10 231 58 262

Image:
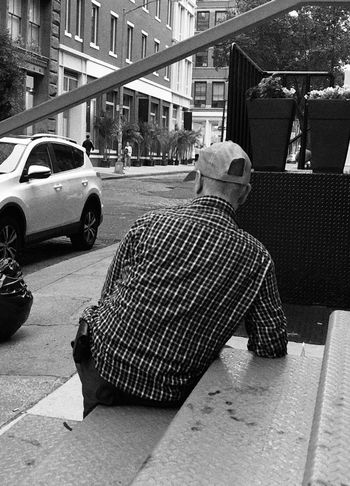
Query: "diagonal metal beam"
0 0 350 136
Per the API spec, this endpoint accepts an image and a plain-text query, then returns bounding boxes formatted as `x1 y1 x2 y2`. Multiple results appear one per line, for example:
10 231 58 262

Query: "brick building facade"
59 0 195 162
191 0 235 147
2 0 195 162
1 0 60 134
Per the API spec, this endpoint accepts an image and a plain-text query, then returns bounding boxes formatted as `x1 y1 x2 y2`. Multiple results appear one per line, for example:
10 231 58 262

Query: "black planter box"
247 98 296 172
308 100 350 174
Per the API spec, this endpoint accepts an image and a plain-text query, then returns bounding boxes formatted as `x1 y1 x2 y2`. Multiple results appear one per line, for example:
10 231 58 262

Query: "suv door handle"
54 184 63 191
82 180 88 187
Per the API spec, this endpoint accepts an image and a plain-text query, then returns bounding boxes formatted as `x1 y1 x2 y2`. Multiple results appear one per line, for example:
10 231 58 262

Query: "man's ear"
194 171 203 195
237 183 251 206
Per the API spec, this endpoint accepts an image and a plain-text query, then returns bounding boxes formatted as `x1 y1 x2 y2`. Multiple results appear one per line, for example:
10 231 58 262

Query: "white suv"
0 134 103 260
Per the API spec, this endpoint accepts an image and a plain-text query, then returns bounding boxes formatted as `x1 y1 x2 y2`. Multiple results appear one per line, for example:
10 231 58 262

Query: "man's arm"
244 261 288 358
99 237 130 301
99 213 151 301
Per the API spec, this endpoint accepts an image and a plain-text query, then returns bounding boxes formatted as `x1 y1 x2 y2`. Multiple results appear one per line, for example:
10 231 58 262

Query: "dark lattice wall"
237 172 350 308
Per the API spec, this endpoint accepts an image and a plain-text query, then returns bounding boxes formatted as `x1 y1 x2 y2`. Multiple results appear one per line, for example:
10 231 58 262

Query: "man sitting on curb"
74 141 288 417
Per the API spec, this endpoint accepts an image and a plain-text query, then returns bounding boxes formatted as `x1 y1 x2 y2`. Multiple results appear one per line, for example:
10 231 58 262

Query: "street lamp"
115 0 176 172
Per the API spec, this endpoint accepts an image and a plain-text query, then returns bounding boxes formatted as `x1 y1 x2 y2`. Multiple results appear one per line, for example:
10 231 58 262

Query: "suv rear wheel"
0 216 22 260
70 205 99 250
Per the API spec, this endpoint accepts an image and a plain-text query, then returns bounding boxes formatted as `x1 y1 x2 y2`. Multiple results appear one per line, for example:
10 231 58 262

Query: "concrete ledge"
303 310 350 486
16 310 350 485
23 405 177 486
132 349 322 485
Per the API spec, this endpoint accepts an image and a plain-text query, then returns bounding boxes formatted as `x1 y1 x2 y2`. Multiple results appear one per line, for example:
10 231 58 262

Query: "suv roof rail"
30 133 77 144
4 134 32 139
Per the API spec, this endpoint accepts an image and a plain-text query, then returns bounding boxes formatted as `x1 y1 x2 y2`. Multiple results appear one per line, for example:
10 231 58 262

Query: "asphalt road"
21 174 192 276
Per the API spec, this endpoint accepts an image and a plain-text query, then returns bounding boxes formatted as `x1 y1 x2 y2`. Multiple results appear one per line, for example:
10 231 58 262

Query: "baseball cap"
184 141 251 185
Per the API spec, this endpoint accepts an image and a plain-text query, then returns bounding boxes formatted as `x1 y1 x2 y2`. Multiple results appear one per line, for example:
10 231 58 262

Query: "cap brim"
183 170 196 182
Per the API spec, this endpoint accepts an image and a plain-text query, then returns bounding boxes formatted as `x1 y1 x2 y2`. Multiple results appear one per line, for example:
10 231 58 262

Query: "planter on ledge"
247 98 296 172
308 99 350 174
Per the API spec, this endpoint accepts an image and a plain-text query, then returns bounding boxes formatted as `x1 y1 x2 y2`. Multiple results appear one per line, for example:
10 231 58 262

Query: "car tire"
0 216 22 261
70 205 99 251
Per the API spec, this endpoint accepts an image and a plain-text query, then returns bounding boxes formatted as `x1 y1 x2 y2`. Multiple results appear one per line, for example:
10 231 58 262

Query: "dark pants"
75 351 184 418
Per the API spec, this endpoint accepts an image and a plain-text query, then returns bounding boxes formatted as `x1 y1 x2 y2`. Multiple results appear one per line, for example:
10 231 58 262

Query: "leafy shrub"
247 75 296 100
307 86 350 100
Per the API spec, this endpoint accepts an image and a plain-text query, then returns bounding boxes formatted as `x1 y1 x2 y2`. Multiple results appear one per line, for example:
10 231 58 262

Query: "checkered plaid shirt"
82 196 287 403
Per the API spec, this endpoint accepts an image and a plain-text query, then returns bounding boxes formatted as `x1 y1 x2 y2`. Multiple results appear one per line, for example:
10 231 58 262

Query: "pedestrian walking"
82 134 94 157
124 142 132 168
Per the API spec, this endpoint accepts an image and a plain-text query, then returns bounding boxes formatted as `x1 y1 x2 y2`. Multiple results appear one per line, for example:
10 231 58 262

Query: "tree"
122 121 143 162
139 122 162 162
0 30 25 121
94 112 118 163
170 129 201 162
213 2 350 85
157 129 173 161
122 121 143 147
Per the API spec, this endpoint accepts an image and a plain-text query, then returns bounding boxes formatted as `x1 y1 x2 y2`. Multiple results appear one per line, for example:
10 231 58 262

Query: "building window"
195 50 208 67
91 3 99 46
141 32 148 59
28 0 40 48
153 39 160 75
164 63 170 80
194 82 207 107
212 82 225 108
155 0 161 19
178 5 185 41
63 71 78 92
215 11 227 25
76 0 83 39
150 102 159 125
172 105 178 129
126 24 133 61
189 13 194 38
123 94 132 122
106 91 116 118
185 59 192 97
65 0 71 34
166 0 172 26
162 106 169 129
176 61 182 92
8 0 22 40
164 45 170 79
196 11 209 31
63 71 79 137
110 14 118 55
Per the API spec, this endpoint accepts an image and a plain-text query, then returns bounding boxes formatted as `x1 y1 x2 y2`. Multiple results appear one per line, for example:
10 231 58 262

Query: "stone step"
302 310 350 486
131 349 322 485
13 310 350 486
22 405 177 486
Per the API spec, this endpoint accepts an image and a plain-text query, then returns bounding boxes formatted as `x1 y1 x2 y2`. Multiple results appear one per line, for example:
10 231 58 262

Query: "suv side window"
72 147 84 168
51 143 76 172
25 144 51 170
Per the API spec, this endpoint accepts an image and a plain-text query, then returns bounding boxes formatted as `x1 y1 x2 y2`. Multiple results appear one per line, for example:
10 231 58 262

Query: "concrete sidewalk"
0 244 119 485
95 161 195 180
